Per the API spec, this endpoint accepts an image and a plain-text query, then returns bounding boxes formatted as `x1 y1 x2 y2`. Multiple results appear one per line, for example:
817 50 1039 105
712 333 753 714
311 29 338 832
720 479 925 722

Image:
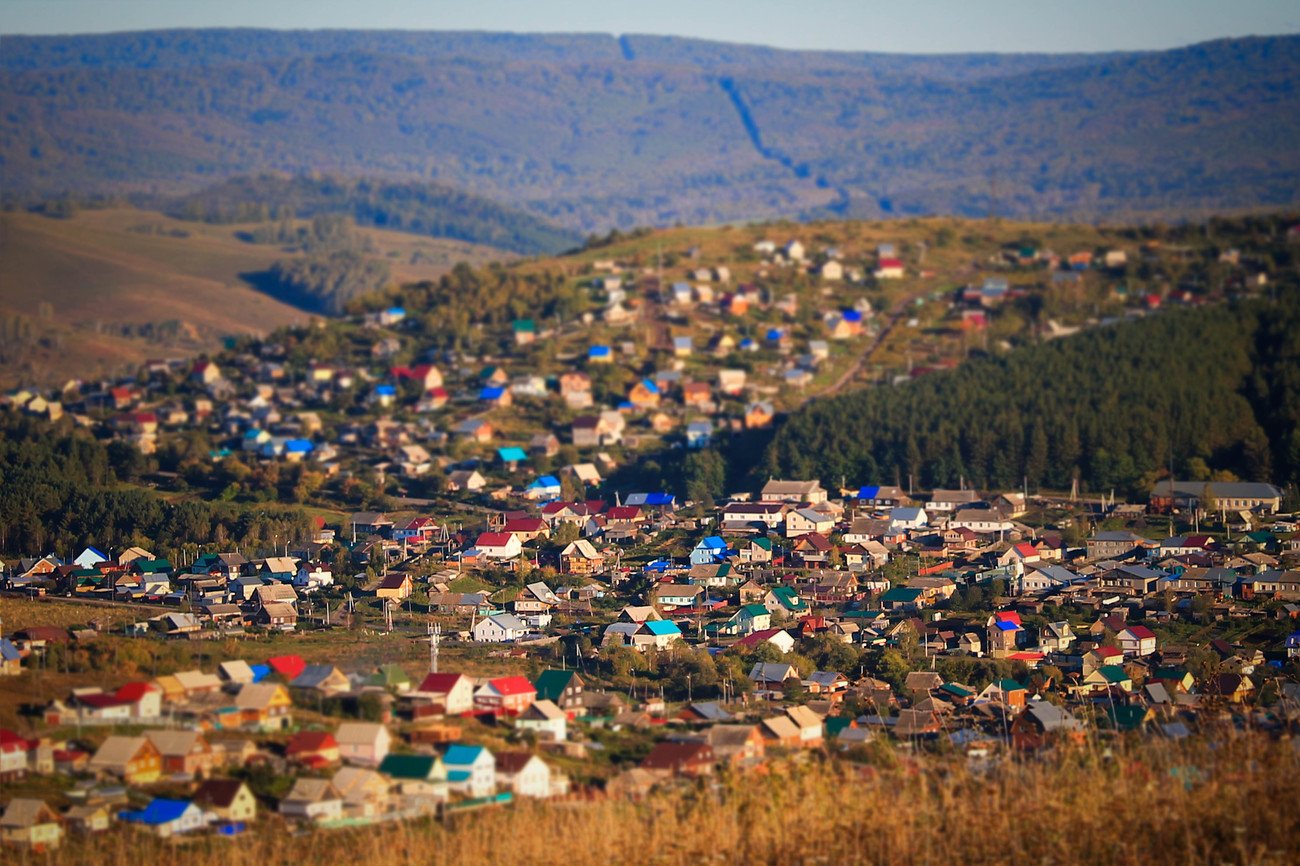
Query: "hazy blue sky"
3 0 1298 53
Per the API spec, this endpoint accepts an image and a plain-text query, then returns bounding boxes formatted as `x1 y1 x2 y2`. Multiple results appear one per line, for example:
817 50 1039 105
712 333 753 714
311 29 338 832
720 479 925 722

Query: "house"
764 586 808 617
447 469 487 492
1039 621 1076 653
1204 673 1255 704
986 611 1024 657
534 670 585 711
475 676 537 715
377 754 448 801
119 798 208 837
515 699 568 741
879 586 926 613
0 729 30 779
193 779 258 824
642 741 715 777
494 752 558 798
279 778 344 823
706 724 767 768
735 627 796 655
1 798 63 850
286 731 340 768
804 671 850 695
145 730 220 779
414 672 477 715
631 619 683 651
761 479 828 504
786 508 835 539
1150 480 1282 515
0 638 22 676
888 507 928 530
749 662 799 695
1086 530 1149 561
62 803 112 835
89 736 162 784
375 573 414 601
727 603 773 635
1010 700 1085 750
690 536 729 566
233 682 294 731
291 664 351 696
947 508 1012 534
475 532 523 561
335 722 392 767
443 744 496 797
654 583 705 611
330 767 393 817
783 705 824 745
737 537 774 564
254 601 298 631
473 613 529 643
1117 625 1157 658
561 539 606 575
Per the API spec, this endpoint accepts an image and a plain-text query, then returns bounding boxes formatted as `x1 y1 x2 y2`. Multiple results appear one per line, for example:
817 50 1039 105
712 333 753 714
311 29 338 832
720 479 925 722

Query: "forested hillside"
155 174 583 256
2 31 1298 231
0 413 314 561
762 295 1300 497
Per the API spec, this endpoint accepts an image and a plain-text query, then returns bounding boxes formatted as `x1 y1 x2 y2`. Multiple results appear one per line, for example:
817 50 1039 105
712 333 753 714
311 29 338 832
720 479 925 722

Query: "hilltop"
2 31 1299 231
0 207 509 387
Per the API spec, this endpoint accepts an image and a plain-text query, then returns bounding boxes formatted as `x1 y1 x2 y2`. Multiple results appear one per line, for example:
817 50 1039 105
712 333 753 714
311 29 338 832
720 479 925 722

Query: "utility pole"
427 621 441 674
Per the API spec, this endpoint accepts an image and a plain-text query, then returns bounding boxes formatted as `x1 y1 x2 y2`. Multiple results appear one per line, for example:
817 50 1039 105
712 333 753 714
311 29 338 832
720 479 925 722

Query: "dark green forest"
0 414 314 563
242 214 393 315
761 294 1300 498
158 174 582 256
3 31 1298 231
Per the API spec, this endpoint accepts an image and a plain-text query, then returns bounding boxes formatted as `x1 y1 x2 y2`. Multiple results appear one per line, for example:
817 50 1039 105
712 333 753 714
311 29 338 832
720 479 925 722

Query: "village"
2 466 1299 849
1 223 1297 851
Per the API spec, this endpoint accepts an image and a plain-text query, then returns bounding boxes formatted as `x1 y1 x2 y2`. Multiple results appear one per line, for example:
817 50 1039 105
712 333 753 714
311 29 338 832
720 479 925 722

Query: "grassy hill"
0 207 509 386
2 31 1298 231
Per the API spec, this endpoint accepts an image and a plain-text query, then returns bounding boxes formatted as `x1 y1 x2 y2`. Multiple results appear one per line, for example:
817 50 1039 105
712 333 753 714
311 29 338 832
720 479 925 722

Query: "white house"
948 509 1014 534
473 614 529 643
494 752 559 798
515 699 567 742
414 673 477 715
888 507 928 531
294 563 334 592
1117 625 1157 658
279 779 343 823
785 507 834 539
474 532 523 560
442 744 496 798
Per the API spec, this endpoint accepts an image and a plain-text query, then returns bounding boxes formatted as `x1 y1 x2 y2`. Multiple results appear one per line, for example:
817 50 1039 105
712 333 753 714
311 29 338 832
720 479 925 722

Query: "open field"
0 208 509 387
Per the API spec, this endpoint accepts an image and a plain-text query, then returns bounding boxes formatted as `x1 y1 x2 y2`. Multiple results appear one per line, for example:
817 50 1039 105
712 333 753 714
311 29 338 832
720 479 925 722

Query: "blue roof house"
119 799 208 837
442 744 496 798
690 536 729 566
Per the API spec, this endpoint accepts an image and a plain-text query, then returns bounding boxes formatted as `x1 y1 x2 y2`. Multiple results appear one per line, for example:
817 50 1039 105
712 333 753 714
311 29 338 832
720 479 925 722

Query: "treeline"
373 262 587 351
761 294 1300 498
244 214 389 315
0 414 313 561
156 174 582 256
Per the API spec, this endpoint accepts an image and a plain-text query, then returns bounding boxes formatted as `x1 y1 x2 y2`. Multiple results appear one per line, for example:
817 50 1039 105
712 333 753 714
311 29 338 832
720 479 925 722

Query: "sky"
2 0 1298 53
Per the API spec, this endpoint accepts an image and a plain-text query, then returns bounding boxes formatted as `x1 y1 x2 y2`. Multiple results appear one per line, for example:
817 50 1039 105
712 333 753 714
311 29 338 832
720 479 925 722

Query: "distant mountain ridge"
3 30 1298 231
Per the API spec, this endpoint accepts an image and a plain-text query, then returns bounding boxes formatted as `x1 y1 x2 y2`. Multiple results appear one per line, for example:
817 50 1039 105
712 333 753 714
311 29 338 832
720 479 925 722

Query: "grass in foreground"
17 734 1299 866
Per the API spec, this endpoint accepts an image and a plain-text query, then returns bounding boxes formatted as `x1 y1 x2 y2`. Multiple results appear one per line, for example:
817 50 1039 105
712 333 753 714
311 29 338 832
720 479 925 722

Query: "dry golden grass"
19 734 1300 866
0 208 508 386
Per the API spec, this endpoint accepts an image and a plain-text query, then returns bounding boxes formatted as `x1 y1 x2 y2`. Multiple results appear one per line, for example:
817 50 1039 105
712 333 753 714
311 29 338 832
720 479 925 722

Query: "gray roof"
1152 480 1281 500
1024 699 1082 731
